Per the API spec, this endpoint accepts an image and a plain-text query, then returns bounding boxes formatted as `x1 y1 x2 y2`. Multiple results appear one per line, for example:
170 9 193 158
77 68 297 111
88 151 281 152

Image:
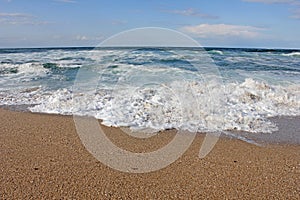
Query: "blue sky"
0 0 300 48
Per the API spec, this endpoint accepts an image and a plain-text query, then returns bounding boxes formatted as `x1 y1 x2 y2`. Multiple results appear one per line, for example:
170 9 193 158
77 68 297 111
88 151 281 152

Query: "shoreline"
1 46 300 51
1 105 299 145
1 108 299 199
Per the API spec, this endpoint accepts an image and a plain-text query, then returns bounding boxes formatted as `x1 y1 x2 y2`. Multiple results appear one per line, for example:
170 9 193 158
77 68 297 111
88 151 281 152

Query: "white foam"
0 86 44 105
209 50 223 55
281 52 300 57
0 63 49 76
1 48 299 135
19 63 49 76
26 78 300 134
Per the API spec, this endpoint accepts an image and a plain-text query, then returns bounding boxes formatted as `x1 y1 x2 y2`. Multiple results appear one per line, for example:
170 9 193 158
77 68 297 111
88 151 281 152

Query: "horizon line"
0 45 300 50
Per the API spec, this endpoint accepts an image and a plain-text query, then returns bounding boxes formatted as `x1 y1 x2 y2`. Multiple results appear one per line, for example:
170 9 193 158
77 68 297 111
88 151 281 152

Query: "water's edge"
1 105 299 146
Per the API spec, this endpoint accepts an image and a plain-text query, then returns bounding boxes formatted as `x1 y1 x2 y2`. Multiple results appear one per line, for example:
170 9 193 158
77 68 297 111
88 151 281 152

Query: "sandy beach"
1 0 300 199
0 108 299 199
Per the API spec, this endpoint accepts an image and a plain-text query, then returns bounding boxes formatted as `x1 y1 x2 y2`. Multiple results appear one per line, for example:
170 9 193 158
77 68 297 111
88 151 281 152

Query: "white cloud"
181 24 265 38
74 35 104 42
54 0 77 3
243 0 299 4
111 20 127 25
0 13 32 18
75 35 88 41
0 12 49 25
164 8 218 19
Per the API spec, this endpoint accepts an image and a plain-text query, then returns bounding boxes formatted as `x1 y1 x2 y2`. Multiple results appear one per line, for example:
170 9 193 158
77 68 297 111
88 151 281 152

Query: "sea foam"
27 78 300 134
281 52 300 57
1 47 299 135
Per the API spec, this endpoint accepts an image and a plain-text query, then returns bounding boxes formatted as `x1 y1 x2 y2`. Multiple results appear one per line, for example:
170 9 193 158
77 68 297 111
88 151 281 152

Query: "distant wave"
208 50 223 55
0 63 48 76
281 52 300 57
0 47 300 137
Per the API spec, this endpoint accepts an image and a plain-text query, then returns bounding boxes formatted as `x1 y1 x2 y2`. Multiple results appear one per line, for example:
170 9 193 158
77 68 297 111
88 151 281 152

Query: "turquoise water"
0 47 299 136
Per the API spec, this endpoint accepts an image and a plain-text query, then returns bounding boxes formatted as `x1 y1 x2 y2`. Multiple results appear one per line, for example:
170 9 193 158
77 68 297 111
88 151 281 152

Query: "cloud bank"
0 12 49 25
243 0 299 4
163 8 218 19
181 24 265 39
54 0 77 3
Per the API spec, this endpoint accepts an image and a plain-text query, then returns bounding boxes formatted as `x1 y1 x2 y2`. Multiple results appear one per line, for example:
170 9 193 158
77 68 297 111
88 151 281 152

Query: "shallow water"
241 116 300 145
0 47 299 142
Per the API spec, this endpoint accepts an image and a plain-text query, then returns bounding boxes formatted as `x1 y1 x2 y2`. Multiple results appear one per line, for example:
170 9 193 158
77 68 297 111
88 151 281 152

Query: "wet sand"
0 108 299 199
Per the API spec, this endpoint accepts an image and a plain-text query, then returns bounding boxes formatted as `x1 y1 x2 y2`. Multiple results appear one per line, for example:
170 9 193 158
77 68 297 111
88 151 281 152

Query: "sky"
0 0 300 48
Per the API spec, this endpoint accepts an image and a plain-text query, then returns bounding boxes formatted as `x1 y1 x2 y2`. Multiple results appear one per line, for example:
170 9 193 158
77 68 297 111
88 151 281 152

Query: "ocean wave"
281 52 300 57
0 63 49 76
1 47 300 136
208 50 223 55
24 78 300 134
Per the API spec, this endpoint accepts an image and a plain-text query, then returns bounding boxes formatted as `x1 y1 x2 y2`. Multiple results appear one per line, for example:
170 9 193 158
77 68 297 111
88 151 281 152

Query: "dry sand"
0 108 299 199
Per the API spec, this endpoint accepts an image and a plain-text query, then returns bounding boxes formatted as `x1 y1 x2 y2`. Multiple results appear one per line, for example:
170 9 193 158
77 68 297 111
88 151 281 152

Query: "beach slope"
0 108 299 199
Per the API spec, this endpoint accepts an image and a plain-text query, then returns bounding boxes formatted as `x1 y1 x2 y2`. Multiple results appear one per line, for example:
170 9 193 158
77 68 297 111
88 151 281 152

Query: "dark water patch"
43 63 80 70
58 57 92 62
43 63 59 69
0 68 18 74
0 47 94 54
205 47 300 54
59 57 75 61
1 59 14 64
25 60 39 64
107 65 118 69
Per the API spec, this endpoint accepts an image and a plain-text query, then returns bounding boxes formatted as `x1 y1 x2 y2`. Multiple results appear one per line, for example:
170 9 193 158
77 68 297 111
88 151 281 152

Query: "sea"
0 47 299 144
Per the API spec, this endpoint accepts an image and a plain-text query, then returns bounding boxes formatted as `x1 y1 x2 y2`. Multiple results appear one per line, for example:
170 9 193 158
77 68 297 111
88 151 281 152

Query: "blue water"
0 47 299 135
1 47 299 85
